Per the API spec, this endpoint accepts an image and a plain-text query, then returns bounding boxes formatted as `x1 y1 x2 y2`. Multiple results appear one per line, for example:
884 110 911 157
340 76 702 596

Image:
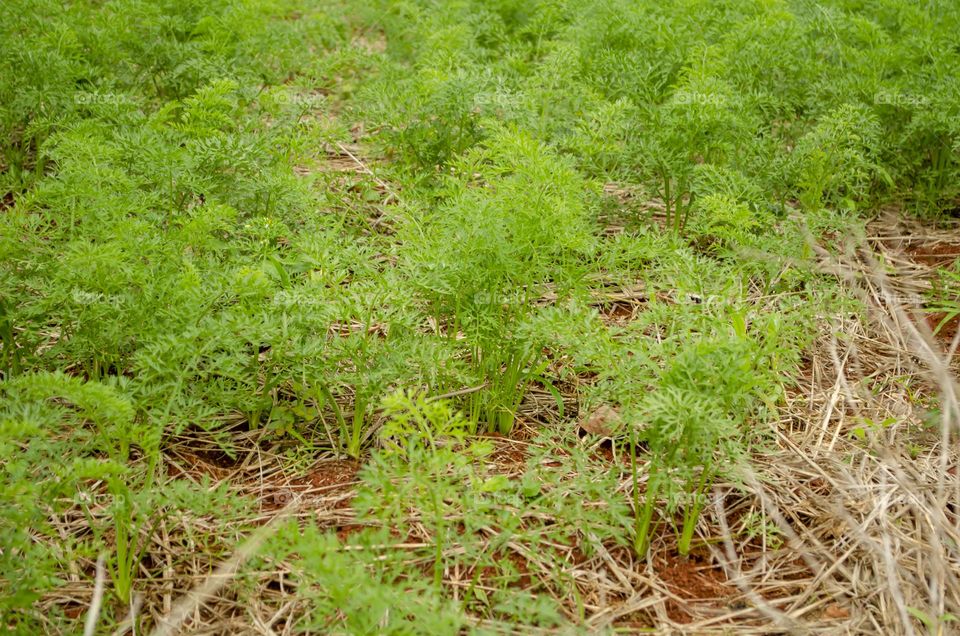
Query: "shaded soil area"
483 433 530 475
261 458 361 512
302 458 360 490
925 311 959 343
905 241 960 268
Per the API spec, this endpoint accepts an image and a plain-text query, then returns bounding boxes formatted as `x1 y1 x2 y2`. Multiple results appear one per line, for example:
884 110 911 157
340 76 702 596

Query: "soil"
485 549 533 588
904 241 960 268
600 300 638 324
335 525 365 541
303 458 360 490
166 450 235 480
483 433 530 475
591 441 632 465
925 311 959 344
252 458 361 512
63 604 85 619
656 550 736 623
885 236 960 346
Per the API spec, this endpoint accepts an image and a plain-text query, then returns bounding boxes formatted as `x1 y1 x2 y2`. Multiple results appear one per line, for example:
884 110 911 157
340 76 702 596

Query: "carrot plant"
0 372 248 628
630 333 783 556
400 127 595 433
926 263 960 336
277 390 632 631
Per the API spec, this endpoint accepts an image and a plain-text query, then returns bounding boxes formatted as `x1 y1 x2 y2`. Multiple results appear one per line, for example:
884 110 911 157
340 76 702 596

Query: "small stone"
580 405 620 436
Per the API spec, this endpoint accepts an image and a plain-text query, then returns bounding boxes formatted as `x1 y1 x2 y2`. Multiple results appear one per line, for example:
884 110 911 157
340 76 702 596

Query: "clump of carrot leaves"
399 127 596 433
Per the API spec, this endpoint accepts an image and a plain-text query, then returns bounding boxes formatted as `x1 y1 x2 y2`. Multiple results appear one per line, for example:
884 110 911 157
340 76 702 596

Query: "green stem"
348 396 365 458
674 176 687 234
0 299 20 378
636 479 658 556
634 440 659 557
433 490 444 591
630 427 641 546
678 465 712 556
662 169 672 229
